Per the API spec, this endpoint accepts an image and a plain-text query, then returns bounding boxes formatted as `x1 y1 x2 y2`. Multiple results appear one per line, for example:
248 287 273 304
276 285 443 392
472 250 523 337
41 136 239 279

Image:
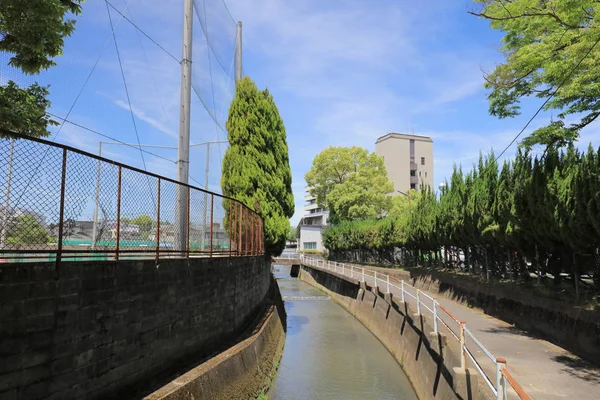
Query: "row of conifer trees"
324 146 600 297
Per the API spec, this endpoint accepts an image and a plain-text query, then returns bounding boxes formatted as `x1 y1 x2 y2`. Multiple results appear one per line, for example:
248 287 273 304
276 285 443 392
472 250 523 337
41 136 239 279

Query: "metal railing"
0 133 264 262
301 256 532 400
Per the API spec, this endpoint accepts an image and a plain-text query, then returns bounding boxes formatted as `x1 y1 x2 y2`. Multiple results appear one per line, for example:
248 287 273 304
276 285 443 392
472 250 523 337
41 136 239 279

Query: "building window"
410 183 416 190
410 170 416 177
303 242 317 250
421 157 425 165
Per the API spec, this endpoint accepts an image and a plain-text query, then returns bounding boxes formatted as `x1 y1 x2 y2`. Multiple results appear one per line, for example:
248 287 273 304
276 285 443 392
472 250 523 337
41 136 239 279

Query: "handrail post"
460 321 467 370
416 289 421 315
342 263 345 275
496 358 507 400
351 265 353 278
362 267 365 282
401 280 405 302
433 300 438 334
386 275 390 293
374 271 377 289
57 149 68 265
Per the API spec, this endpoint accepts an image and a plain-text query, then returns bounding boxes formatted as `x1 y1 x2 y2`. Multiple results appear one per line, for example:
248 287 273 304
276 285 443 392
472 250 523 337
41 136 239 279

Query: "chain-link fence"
0 131 263 262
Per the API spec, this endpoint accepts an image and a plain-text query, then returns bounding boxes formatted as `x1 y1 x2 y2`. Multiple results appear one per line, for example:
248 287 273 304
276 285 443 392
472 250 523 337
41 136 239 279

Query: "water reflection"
270 265 417 400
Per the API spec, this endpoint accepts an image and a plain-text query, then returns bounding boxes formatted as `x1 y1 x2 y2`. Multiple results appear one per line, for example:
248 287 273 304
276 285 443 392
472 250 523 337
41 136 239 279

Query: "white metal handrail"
298 256 531 400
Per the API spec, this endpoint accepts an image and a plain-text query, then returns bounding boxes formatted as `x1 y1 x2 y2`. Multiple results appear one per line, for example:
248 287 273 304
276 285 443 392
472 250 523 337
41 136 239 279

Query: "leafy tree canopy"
0 0 83 138
222 76 294 256
305 146 394 222
7 215 50 245
287 226 297 241
471 0 600 148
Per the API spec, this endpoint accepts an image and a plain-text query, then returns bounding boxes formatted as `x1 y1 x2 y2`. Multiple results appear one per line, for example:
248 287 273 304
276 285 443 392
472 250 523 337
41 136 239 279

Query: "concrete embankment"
299 264 491 400
145 276 286 400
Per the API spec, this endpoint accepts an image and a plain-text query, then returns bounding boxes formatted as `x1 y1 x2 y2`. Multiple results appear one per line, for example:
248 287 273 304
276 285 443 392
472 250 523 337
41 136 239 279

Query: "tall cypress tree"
221 77 294 256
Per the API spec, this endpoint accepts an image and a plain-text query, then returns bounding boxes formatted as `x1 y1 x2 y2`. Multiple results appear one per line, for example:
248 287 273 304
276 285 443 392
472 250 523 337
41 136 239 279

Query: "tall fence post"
115 165 122 261
433 300 438 334
401 280 405 302
496 358 507 400
56 148 68 265
228 200 232 257
416 289 421 315
460 321 467 370
186 186 190 257
155 178 161 261
237 203 242 256
209 194 214 257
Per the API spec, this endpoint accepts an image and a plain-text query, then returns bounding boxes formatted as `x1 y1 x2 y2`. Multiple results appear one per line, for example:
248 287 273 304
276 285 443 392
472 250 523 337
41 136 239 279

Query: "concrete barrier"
145 277 286 400
300 264 491 400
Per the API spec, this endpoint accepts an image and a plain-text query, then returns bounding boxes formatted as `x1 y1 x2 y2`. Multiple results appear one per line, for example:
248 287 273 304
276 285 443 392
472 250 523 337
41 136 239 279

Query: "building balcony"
410 175 418 184
410 162 417 170
304 202 319 211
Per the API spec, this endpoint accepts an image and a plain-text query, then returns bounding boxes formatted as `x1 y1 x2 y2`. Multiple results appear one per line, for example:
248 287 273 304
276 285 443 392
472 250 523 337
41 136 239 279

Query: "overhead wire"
106 0 180 64
192 0 234 76
47 113 177 164
495 35 600 161
220 0 236 24
126 6 173 129
2 0 136 222
106 0 158 208
202 0 225 175
105 0 149 173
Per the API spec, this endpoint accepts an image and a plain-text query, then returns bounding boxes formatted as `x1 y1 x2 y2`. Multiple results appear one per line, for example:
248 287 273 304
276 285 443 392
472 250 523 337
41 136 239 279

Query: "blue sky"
5 0 600 224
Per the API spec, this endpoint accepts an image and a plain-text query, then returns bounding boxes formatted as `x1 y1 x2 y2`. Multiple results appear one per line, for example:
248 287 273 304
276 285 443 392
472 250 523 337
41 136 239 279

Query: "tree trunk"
573 253 580 301
535 245 541 286
593 247 600 293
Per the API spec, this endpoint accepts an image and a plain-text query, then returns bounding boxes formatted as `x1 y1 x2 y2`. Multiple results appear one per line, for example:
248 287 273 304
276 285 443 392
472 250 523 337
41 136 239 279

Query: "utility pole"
235 21 243 82
176 0 194 252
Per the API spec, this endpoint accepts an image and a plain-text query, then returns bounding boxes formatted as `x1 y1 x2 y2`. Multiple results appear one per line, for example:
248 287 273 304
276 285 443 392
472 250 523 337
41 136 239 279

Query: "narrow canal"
269 265 417 400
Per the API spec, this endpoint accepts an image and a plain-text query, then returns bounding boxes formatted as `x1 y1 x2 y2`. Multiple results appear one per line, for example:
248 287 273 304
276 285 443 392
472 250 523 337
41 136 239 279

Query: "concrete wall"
0 256 271 400
300 264 491 400
145 276 286 400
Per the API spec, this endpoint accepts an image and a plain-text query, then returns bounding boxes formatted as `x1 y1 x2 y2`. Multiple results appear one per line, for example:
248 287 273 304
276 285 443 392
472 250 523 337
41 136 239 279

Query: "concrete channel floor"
313 261 600 400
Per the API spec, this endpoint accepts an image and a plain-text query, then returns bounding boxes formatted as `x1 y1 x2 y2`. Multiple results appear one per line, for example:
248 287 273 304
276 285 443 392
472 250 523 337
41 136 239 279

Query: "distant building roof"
375 132 433 144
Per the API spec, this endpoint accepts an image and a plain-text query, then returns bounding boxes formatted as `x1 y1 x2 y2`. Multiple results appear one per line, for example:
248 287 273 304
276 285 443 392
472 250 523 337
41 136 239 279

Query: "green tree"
0 0 83 138
7 215 50 245
221 76 294 256
131 215 154 236
287 226 297 241
471 0 600 148
305 146 394 222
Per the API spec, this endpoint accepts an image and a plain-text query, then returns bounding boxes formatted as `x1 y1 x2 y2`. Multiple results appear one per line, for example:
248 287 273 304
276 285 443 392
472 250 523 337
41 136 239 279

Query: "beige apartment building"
375 133 433 194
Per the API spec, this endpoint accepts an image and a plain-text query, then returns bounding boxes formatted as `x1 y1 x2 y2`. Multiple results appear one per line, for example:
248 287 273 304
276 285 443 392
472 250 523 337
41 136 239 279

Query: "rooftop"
375 132 433 144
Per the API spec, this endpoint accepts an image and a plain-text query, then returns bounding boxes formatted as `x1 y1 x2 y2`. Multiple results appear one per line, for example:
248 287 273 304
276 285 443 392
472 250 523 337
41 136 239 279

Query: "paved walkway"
308 260 600 400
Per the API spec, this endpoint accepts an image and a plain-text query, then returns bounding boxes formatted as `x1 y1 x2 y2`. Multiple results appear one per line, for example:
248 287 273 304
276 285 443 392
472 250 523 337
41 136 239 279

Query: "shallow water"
269 265 417 400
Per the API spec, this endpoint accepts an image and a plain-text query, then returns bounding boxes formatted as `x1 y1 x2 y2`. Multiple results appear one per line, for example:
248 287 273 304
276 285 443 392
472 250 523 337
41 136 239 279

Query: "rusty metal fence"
0 132 264 262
